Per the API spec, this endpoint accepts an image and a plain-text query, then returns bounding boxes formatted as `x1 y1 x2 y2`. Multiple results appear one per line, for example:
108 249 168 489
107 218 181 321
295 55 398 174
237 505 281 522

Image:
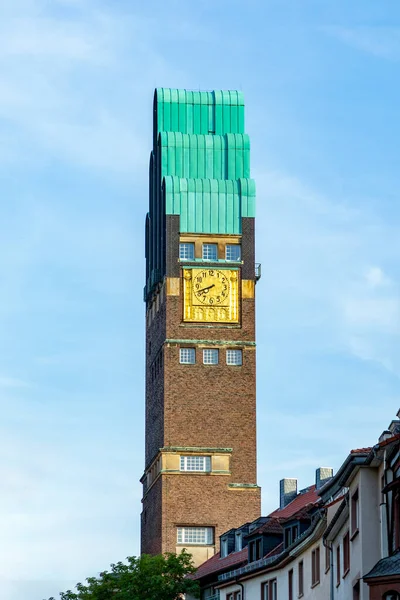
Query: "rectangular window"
353 581 360 600
261 579 277 600
325 543 331 572
226 244 241 261
256 538 262 560
177 526 213 545
312 546 320 586
298 560 304 596
292 525 298 542
179 242 195 260
235 532 242 552
180 455 211 472
202 243 218 261
288 569 293 600
336 546 341 586
221 537 229 558
351 489 359 536
203 349 219 365
343 532 350 575
285 528 291 548
179 347 195 364
226 349 242 366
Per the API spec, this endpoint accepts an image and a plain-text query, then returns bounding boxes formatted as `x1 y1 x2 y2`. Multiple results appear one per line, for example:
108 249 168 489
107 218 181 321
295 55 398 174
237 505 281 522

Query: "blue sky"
0 1 399 598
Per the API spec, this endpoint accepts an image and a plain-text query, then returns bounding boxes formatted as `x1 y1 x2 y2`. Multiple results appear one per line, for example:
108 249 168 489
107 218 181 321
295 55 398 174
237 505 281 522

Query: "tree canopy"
44 551 200 600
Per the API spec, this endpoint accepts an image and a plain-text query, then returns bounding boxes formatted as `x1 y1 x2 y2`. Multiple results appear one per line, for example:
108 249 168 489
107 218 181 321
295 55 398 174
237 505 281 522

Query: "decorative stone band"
165 338 256 347
141 446 233 498
227 483 261 491
161 446 232 453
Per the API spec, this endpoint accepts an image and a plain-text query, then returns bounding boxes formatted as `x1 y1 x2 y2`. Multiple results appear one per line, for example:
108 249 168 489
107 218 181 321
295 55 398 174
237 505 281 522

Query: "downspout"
323 538 334 600
381 448 389 558
235 580 244 600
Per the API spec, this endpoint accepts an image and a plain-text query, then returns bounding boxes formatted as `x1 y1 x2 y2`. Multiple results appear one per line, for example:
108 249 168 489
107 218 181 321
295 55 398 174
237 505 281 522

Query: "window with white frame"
235 531 243 551
226 244 241 261
202 243 218 260
226 349 242 366
221 537 229 558
179 347 195 364
203 349 219 365
180 455 211 472
179 242 195 260
261 579 277 600
177 526 213 545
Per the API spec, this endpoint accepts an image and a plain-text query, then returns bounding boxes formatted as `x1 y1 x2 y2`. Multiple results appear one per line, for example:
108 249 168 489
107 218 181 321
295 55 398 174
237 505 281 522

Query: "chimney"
379 430 393 443
316 467 333 490
280 478 297 508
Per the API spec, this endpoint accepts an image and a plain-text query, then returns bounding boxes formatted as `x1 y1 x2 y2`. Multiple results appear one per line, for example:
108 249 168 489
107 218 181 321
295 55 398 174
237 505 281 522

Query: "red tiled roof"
193 547 248 580
248 518 283 537
268 485 320 519
378 433 400 448
265 541 284 559
350 447 372 454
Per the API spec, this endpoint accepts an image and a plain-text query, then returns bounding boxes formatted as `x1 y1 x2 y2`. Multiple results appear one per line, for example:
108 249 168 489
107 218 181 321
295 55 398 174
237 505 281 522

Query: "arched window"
383 592 400 600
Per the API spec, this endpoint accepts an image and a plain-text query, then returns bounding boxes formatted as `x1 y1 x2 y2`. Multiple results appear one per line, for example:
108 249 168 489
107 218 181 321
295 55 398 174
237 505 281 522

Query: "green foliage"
44 551 199 600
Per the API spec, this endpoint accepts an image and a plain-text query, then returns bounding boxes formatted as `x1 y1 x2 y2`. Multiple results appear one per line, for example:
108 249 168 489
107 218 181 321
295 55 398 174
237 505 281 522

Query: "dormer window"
249 538 262 561
221 537 229 558
235 531 243 551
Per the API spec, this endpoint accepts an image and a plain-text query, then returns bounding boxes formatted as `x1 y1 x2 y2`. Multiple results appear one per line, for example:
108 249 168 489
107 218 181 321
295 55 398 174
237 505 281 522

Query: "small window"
203 349 219 365
298 560 304 596
288 569 293 600
221 537 229 558
226 244 241 261
179 242 195 260
180 455 211 472
235 531 243 552
261 579 277 600
353 581 360 600
351 489 359 536
177 526 213 545
336 546 340 586
179 347 195 364
312 546 320 586
325 543 331 572
202 243 218 261
226 349 242 366
343 532 350 575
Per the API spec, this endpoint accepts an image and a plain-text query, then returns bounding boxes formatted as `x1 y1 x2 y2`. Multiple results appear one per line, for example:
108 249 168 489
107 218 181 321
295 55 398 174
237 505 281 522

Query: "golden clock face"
183 268 239 323
192 269 230 306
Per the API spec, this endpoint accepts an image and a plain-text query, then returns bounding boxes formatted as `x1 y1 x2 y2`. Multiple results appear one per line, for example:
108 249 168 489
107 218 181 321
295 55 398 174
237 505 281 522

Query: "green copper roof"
154 88 245 138
145 88 256 297
164 177 255 234
159 132 250 180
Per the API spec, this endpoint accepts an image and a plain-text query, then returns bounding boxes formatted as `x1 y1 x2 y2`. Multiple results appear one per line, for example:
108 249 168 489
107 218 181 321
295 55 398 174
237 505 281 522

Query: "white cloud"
343 297 399 331
0 375 31 388
325 26 400 61
365 266 389 287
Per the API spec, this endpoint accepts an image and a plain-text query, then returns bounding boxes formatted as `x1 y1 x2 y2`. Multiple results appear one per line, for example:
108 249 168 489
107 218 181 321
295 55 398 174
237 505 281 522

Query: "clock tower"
141 88 261 565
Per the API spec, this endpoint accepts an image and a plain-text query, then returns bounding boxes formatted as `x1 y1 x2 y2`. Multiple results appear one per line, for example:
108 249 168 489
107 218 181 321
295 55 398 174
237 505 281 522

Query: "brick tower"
141 88 261 566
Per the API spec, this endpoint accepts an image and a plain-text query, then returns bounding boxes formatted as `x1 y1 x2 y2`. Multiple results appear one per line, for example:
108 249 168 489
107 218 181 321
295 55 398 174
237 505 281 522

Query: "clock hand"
196 284 215 294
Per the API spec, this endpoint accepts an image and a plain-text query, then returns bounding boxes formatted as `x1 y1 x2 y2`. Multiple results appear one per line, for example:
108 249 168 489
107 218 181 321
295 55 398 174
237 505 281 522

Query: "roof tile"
194 548 248 580
269 485 320 519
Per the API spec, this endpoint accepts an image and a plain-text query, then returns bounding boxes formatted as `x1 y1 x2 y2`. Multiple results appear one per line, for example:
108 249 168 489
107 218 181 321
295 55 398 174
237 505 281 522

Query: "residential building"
191 411 400 599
